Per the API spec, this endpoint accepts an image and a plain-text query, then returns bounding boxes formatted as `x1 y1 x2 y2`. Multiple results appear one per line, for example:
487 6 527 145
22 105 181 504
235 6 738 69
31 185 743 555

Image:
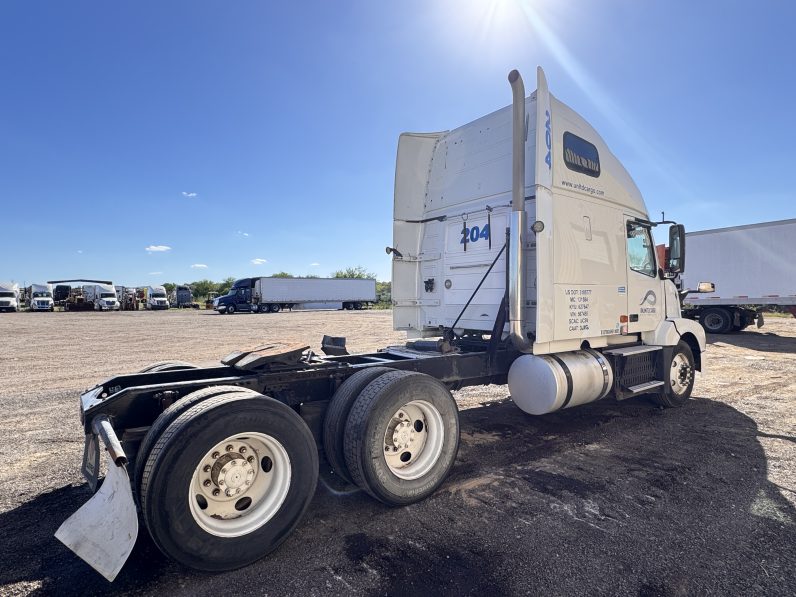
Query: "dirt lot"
0 310 794 596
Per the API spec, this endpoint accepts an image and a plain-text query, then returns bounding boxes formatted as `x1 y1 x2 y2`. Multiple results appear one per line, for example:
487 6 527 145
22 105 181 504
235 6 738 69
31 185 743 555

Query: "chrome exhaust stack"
508 70 532 352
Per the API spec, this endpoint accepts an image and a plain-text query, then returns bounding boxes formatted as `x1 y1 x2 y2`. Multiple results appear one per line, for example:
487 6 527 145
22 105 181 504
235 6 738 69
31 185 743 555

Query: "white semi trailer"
0 281 20 312
214 277 376 314
57 68 707 581
679 218 796 333
27 283 54 311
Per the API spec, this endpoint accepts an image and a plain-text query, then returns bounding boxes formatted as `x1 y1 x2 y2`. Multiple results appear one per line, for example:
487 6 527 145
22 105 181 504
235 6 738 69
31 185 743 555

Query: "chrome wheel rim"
382 400 444 480
189 432 291 537
670 353 693 395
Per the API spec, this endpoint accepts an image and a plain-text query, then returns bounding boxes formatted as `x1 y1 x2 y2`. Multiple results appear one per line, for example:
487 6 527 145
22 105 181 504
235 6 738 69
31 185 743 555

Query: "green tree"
163 282 176 294
217 276 236 295
331 265 376 279
190 279 217 299
376 281 391 305
304 274 320 278
271 271 294 278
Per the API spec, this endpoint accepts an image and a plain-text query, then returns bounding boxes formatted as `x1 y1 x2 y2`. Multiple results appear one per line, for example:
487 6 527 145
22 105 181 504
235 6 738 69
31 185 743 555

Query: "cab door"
625 218 663 333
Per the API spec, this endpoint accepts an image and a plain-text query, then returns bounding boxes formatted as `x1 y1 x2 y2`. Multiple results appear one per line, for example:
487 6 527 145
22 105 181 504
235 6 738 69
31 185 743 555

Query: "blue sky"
2 0 794 286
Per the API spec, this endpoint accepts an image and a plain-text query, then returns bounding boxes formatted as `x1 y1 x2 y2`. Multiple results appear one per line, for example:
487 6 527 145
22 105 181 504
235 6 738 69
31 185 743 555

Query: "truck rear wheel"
654 341 696 408
140 392 318 572
343 371 460 506
134 384 260 498
269 304 281 313
700 307 732 334
323 367 393 484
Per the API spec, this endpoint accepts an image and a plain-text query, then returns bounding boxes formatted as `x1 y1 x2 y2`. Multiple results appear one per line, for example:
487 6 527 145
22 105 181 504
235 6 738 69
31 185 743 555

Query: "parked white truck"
83 284 120 311
57 68 708 581
679 218 796 333
28 283 54 311
0 281 20 312
145 285 170 310
214 277 376 314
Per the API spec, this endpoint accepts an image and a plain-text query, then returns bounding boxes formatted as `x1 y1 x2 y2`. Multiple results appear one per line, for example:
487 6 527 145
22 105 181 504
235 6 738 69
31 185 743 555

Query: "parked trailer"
173 285 199 308
214 277 376 314
27 283 54 311
679 219 796 333
56 68 707 581
0 281 20 312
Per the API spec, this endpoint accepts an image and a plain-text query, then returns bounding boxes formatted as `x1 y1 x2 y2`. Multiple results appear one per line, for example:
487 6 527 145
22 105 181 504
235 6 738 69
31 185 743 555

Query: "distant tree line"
161 266 391 306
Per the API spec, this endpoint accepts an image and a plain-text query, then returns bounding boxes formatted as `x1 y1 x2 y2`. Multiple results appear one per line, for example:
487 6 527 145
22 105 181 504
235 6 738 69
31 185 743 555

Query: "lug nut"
247 455 255 463
203 465 211 473
219 480 225 486
203 479 211 487
240 447 247 454
212 489 220 496
212 451 220 459
225 489 232 497
225 444 234 452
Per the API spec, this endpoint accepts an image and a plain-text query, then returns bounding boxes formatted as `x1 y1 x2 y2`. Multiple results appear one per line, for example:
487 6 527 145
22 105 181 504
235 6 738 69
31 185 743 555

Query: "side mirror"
697 282 715 293
668 224 686 273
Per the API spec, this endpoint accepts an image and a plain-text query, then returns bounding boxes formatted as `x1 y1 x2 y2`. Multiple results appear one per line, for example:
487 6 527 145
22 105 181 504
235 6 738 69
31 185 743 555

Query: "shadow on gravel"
707 328 796 354
2 395 794 596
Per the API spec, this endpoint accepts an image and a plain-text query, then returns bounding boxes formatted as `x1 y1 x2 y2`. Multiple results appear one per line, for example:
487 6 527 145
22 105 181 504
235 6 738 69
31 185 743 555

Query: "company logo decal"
640 290 657 306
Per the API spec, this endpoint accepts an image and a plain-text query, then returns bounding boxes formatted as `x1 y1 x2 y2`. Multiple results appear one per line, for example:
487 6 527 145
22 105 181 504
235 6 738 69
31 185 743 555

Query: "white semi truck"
214 277 376 314
57 68 707 581
83 284 120 311
27 283 54 311
679 218 796 333
145 285 170 310
0 281 20 312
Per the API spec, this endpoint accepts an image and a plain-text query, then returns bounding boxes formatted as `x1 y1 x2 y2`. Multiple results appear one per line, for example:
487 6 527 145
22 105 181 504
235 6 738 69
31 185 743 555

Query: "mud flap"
55 453 139 582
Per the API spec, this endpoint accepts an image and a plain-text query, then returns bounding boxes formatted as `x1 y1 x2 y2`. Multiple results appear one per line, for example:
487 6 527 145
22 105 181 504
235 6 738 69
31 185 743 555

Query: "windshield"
0 292 14 298
33 292 52 298
100 293 116 298
151 292 166 298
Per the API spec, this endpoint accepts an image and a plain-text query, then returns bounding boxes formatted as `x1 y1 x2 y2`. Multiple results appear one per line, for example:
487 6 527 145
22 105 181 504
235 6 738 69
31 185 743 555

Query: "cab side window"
627 222 656 277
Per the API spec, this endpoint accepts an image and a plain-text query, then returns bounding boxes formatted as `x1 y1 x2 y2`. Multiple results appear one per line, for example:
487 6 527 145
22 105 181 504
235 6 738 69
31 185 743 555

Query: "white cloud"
190 263 208 269
77 249 83 254
251 258 268 265
182 191 197 198
309 262 320 267
146 245 172 253
236 230 250 238
148 271 163 275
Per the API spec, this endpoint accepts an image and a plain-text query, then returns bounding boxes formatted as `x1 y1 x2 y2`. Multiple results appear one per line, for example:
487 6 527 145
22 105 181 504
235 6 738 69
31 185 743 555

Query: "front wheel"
140 392 318 572
654 341 696 408
227 305 236 315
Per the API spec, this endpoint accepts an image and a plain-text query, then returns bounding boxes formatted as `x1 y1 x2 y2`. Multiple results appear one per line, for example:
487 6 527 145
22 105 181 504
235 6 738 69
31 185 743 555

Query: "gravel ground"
0 310 794 596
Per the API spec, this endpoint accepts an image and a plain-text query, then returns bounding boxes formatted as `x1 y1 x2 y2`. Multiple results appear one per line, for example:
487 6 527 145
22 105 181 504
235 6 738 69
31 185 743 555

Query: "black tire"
343 371 460 506
353 302 363 310
700 307 732 334
270 304 281 313
139 360 198 373
251 304 259 314
140 392 318 572
322 367 393 484
134 384 259 498
343 303 353 311
654 341 696 408
227 305 236 315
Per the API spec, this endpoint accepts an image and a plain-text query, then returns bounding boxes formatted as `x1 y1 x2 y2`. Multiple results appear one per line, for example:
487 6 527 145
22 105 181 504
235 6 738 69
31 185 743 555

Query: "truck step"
625 380 665 394
603 345 662 357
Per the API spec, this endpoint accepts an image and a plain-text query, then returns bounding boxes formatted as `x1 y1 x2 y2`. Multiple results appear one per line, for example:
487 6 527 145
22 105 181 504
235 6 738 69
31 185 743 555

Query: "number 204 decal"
460 224 490 244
